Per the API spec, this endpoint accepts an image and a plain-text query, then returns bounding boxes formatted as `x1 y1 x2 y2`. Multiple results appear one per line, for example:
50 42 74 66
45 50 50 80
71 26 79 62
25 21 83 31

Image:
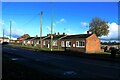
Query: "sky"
0 2 119 41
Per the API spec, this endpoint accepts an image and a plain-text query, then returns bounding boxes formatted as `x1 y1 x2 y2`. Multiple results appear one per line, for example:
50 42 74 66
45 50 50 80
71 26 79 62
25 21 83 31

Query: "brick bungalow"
17 34 30 44
23 36 47 46
42 33 67 49
60 33 101 53
23 37 35 46
22 32 101 53
39 32 101 53
0 37 9 44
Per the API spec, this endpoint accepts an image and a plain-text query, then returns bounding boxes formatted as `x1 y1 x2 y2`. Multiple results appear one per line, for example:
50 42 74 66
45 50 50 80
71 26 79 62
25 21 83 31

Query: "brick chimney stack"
63 33 65 35
87 31 89 34
58 32 60 35
54 33 56 36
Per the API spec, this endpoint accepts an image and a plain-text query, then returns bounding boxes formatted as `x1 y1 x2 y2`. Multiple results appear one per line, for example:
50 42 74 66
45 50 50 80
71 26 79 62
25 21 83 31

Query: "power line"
21 14 39 27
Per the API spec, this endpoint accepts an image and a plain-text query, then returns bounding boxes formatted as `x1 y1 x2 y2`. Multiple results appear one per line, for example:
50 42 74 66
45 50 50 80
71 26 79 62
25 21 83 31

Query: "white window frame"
53 40 57 46
76 40 85 47
61 41 65 47
66 41 71 47
76 41 79 47
27 41 30 44
43 41 46 45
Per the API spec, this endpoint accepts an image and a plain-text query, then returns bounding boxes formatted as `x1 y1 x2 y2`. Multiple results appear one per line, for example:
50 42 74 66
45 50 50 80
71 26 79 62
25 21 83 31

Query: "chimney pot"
87 31 89 34
58 32 60 35
63 33 65 35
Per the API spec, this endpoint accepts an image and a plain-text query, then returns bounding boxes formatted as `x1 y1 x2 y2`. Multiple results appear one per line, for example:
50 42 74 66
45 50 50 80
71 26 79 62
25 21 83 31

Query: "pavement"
2 45 120 80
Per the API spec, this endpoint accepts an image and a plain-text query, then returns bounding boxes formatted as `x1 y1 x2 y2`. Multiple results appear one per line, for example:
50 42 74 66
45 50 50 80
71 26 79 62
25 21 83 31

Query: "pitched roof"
45 35 66 40
25 36 47 40
0 37 9 39
25 37 34 40
34 36 46 40
61 34 93 39
17 34 30 39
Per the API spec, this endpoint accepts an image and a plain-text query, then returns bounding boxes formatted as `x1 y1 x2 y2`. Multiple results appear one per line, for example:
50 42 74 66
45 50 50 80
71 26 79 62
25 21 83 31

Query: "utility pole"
50 3 54 51
40 11 43 48
10 21 12 43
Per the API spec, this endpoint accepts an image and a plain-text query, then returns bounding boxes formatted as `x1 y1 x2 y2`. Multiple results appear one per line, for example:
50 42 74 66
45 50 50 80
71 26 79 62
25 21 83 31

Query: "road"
2 45 120 79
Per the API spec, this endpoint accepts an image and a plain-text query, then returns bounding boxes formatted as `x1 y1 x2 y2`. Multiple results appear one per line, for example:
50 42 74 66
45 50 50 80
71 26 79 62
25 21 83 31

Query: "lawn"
8 44 64 51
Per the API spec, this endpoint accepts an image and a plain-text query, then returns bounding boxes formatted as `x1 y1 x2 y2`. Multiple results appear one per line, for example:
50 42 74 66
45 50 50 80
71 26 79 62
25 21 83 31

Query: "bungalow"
22 32 101 53
39 32 101 53
23 36 47 46
23 37 35 46
0 37 9 44
17 34 30 44
60 33 101 53
42 33 67 49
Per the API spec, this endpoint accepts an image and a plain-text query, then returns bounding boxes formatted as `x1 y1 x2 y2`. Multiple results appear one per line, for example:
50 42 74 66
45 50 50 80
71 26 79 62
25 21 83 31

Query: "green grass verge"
8 44 64 51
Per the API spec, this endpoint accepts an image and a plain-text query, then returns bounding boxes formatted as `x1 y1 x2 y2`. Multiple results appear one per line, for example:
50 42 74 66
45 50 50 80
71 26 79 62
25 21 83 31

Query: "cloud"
56 18 66 24
53 23 56 26
100 22 119 40
60 18 65 22
46 26 55 33
0 19 5 26
64 28 74 35
0 20 5 37
80 22 89 27
4 28 24 38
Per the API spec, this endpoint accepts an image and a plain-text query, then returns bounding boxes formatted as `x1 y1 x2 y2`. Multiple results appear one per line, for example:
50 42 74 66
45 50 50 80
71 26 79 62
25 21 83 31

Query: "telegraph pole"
10 21 12 43
40 11 43 48
50 3 54 51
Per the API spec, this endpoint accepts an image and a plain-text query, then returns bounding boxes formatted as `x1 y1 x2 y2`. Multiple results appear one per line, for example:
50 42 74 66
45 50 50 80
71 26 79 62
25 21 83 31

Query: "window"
23 41 26 44
61 41 65 47
76 41 79 47
27 41 30 44
39 41 41 44
66 41 71 47
53 40 57 46
76 41 85 47
43 41 46 45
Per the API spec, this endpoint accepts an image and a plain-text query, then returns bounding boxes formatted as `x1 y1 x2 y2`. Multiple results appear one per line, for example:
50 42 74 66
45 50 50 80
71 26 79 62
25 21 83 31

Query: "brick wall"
86 34 101 53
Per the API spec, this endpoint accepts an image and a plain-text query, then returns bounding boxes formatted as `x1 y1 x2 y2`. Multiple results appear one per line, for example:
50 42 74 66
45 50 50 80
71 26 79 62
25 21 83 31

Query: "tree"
89 17 109 37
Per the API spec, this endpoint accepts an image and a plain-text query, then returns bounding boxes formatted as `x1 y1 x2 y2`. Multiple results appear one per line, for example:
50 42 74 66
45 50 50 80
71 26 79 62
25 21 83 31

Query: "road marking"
11 58 19 61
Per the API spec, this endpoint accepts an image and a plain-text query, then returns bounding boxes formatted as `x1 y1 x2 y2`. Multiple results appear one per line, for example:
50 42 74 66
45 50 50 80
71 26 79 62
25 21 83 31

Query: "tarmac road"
2 45 120 79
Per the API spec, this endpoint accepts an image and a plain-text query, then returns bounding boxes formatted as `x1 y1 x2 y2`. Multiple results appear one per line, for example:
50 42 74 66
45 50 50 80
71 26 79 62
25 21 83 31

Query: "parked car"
116 49 120 54
2 42 9 45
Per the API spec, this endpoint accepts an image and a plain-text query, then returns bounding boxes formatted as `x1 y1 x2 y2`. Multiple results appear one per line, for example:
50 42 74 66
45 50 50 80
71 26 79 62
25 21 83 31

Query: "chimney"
47 34 51 37
36 35 38 37
54 33 56 36
58 32 60 35
63 33 65 35
87 31 89 34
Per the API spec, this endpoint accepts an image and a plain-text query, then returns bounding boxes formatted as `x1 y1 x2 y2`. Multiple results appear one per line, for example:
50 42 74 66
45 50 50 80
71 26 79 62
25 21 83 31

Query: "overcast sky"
0 2 119 41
